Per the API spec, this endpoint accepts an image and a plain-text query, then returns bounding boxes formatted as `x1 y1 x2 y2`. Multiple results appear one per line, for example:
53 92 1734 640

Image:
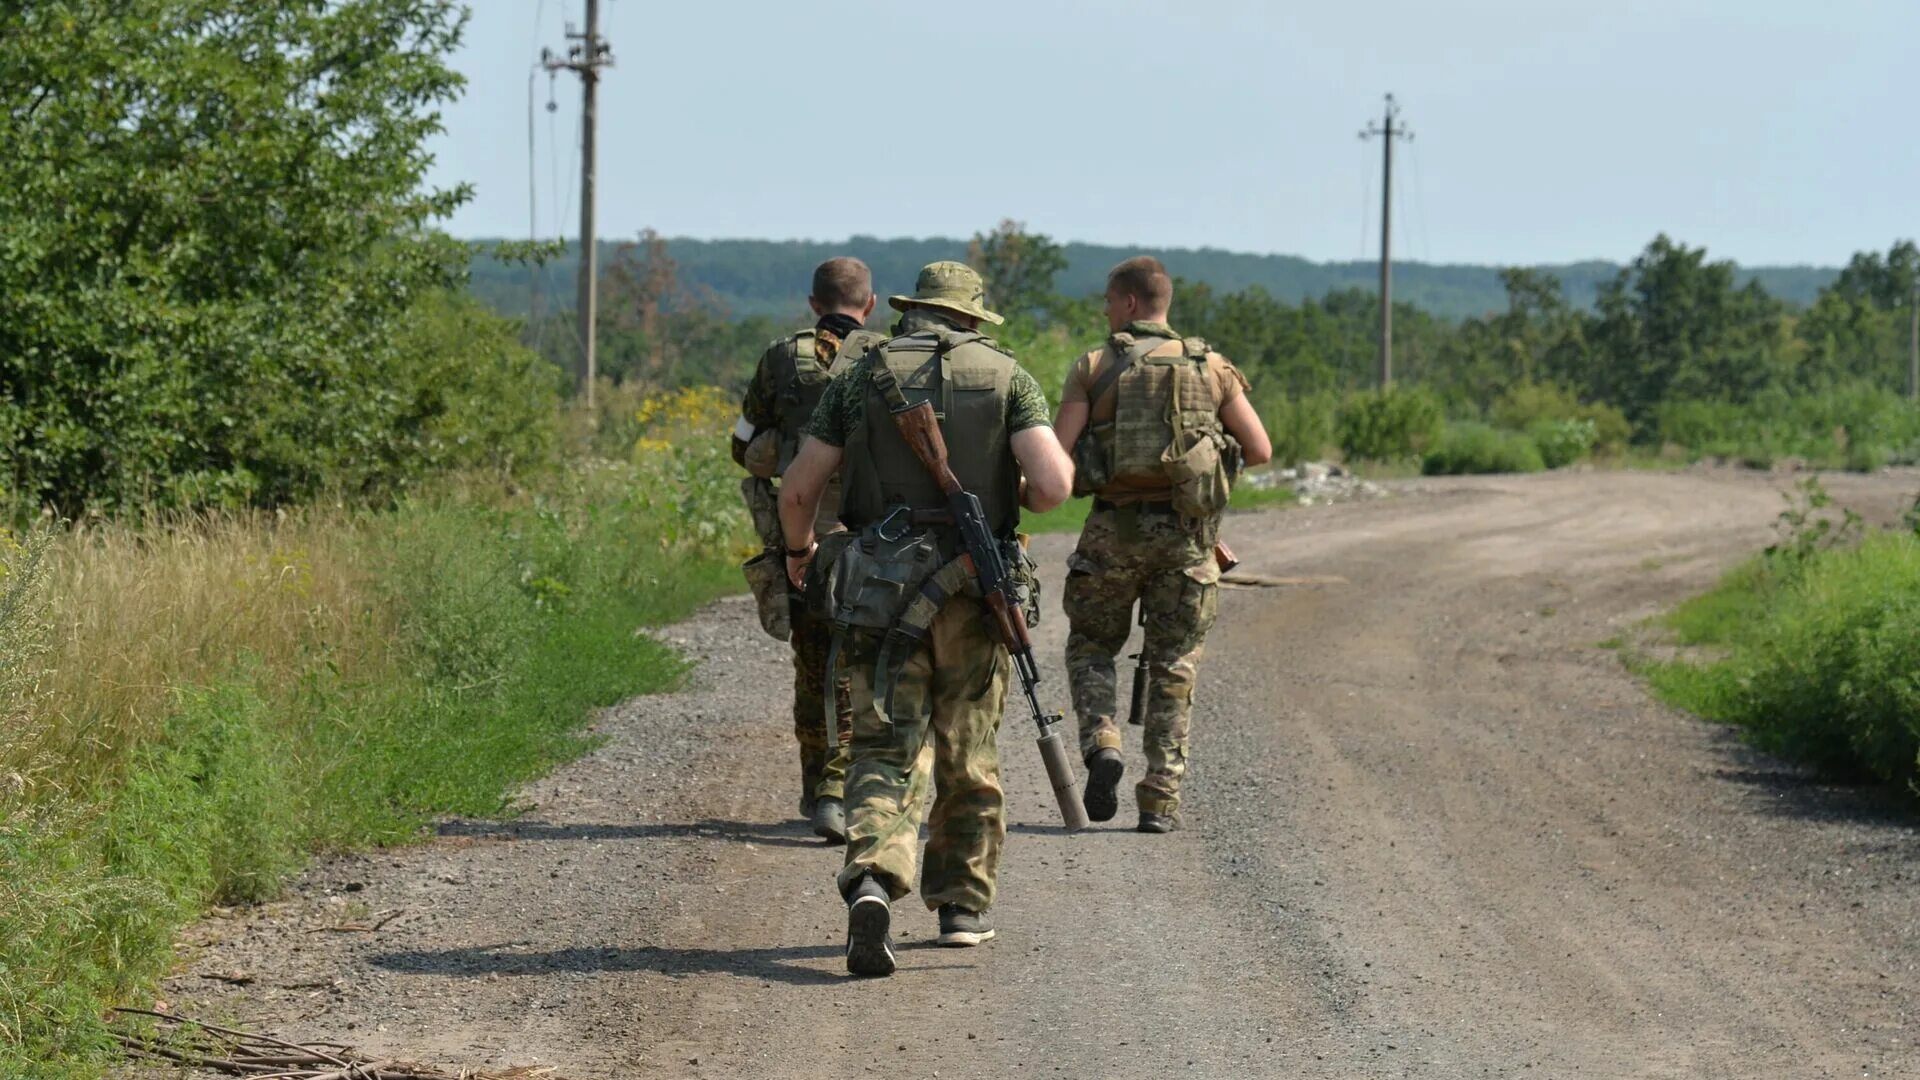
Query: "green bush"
1422 422 1547 475
0 3 565 516
1526 418 1598 469
1653 383 1920 468
1647 532 1920 787
1490 382 1630 456
1259 388 1337 466
1335 386 1445 463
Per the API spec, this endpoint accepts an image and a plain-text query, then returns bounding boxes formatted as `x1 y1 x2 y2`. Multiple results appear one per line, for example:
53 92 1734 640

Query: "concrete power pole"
1360 94 1413 389
543 1 613 409
1909 282 1918 403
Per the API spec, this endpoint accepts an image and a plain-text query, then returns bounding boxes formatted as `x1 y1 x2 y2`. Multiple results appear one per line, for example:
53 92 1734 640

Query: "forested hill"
468 236 1839 323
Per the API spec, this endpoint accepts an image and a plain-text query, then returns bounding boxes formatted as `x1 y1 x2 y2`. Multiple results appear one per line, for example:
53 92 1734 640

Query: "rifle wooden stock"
890 400 964 496
1214 540 1240 573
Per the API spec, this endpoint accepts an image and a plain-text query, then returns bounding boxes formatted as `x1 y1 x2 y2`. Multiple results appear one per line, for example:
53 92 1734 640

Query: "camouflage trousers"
834 596 1009 913
1063 506 1221 816
790 604 854 806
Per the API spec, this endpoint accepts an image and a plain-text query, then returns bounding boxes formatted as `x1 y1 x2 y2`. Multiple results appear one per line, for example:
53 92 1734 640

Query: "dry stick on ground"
111 1009 565 1079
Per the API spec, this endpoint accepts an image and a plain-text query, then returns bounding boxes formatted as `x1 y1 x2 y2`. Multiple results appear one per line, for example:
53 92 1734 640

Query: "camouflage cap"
887 260 1004 326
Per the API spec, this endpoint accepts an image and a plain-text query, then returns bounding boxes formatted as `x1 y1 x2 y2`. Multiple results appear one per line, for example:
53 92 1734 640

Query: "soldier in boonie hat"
888 260 1005 326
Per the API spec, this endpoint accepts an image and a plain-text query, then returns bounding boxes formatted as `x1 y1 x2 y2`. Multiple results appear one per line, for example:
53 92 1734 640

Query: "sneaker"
1082 748 1124 823
845 875 895 977
811 798 847 845
936 904 995 947
1136 811 1179 834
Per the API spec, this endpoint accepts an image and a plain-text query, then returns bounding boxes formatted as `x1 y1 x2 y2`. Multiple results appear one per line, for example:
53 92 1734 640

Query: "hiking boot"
798 795 816 822
936 904 995 947
1082 748 1124 823
811 797 847 845
1136 811 1179 834
845 875 895 977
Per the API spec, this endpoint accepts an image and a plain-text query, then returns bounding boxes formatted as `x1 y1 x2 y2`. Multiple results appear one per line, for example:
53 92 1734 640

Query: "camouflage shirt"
804 309 1051 448
738 312 866 432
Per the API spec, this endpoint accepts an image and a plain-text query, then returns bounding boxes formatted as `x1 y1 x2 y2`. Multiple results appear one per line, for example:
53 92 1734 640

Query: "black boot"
1083 748 1124 823
811 797 847 845
1136 811 1179 834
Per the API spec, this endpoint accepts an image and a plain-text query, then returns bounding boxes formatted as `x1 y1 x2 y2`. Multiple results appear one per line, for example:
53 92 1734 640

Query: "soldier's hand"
785 541 817 590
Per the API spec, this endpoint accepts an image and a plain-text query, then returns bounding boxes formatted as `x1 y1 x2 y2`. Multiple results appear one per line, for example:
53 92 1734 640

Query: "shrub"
1259 388 1338 466
1421 422 1546 475
1336 386 1445 463
1491 381 1629 456
1526 418 1598 469
1651 532 1920 787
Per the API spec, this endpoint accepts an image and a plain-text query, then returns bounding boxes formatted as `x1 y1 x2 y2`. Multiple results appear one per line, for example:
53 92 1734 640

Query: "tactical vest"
768 330 833 475
839 326 1020 542
1093 332 1227 499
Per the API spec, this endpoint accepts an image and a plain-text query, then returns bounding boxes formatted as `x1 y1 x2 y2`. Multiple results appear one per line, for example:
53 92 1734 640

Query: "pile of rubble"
1243 461 1389 506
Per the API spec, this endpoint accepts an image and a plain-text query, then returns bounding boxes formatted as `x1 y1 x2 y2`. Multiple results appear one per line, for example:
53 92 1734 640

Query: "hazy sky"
426 1 1918 267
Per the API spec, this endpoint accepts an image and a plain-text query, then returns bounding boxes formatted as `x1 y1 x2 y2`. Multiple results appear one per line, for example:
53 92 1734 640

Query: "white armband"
732 415 757 442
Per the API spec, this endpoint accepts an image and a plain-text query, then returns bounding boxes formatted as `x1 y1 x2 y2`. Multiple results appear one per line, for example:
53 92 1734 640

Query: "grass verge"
1633 530 1920 792
0 391 751 1078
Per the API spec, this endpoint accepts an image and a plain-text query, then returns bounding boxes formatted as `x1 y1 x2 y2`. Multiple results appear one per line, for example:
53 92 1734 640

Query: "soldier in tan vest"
732 257 884 843
1052 256 1273 833
777 261 1073 976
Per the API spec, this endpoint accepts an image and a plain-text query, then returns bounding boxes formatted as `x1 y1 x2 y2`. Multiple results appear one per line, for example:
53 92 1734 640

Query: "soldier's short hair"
811 257 873 310
1107 256 1173 311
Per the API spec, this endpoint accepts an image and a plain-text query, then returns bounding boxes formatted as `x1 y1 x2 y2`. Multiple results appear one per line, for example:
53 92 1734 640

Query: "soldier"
1051 256 1273 834
776 261 1073 977
732 257 884 844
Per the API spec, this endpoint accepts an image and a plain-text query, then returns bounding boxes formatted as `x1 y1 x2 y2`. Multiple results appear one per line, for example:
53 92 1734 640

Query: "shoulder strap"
868 334 958 413
1085 334 1163 412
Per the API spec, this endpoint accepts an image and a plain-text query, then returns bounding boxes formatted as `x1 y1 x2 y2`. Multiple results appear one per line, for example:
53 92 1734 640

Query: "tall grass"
1640 486 1920 791
0 388 751 1078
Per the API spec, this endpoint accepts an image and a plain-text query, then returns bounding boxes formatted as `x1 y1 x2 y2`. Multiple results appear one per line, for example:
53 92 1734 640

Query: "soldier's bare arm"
1052 400 1090 453
778 436 845 587
1011 427 1073 513
1220 393 1273 466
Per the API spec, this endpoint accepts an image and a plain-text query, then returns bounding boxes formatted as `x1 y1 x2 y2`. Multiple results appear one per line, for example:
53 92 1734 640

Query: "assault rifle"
884 391 1090 832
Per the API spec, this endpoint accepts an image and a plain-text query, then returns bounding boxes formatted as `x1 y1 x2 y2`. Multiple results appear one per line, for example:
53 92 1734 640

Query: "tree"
1583 236 1789 427
0 0 477 512
966 220 1067 324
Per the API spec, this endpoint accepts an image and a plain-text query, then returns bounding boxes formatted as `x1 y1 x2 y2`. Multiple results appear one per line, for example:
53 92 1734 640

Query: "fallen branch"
111 1009 568 1079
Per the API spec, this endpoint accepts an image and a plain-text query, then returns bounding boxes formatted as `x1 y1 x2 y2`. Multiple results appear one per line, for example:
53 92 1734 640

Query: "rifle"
884 391 1090 832
1129 541 1237 726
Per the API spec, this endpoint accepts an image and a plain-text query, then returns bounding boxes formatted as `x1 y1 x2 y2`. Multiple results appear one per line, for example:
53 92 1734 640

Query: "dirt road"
155 469 1920 1079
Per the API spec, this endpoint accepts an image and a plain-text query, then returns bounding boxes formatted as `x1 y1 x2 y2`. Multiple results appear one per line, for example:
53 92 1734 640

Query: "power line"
1407 136 1433 264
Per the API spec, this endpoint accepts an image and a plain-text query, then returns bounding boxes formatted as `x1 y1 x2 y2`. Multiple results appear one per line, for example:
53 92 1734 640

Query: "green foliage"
0 432 751 1073
1256 387 1338 466
1490 382 1630 455
1526 418 1598 469
968 220 1069 324
1645 531 1920 789
1654 384 1920 468
1421 422 1546 475
1336 387 1445 463
0 0 499 514
1764 477 1864 575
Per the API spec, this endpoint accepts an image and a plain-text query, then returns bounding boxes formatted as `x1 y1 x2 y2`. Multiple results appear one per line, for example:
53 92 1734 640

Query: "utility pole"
542 1 613 408
1909 282 1918 403
1360 93 1413 389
